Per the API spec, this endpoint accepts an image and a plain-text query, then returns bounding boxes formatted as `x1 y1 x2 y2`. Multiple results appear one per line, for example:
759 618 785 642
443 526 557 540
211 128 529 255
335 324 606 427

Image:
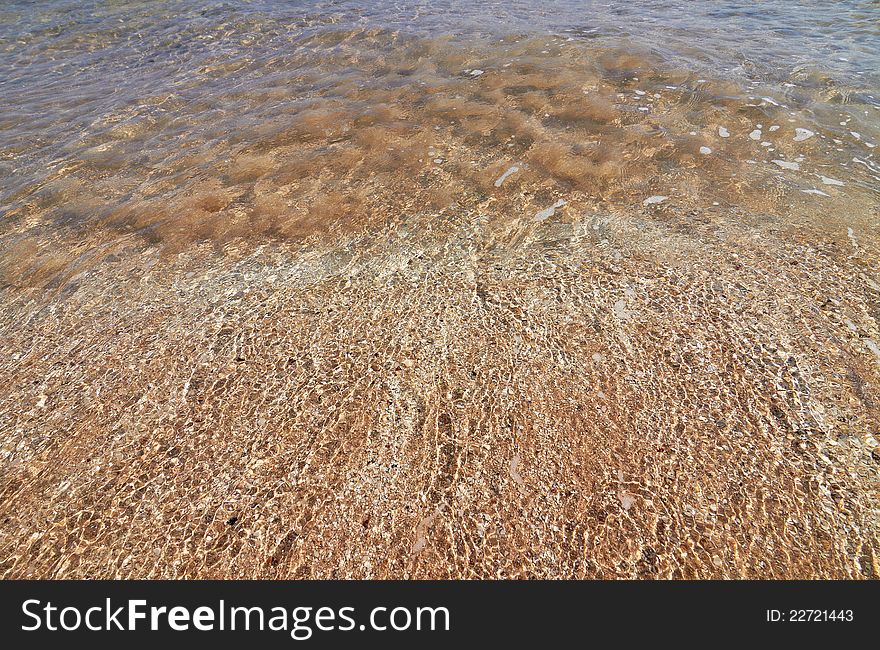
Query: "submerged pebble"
794 128 815 142
642 195 668 206
534 198 566 221
772 159 800 170
847 227 858 249
494 165 520 187
613 299 633 321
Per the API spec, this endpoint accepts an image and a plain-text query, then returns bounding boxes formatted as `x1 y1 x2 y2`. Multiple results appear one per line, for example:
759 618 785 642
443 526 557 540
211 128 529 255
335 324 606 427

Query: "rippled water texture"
0 1 878 578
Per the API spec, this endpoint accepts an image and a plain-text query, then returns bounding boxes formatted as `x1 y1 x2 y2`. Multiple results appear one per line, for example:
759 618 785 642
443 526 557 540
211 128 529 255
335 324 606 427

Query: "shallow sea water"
0 2 878 579
1 1 878 264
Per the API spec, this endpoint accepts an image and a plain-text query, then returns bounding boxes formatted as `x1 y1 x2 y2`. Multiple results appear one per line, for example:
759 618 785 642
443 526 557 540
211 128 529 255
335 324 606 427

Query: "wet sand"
1 28 879 578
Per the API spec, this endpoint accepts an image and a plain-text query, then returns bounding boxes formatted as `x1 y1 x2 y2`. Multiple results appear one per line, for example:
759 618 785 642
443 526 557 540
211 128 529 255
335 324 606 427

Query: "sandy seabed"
1 32 879 579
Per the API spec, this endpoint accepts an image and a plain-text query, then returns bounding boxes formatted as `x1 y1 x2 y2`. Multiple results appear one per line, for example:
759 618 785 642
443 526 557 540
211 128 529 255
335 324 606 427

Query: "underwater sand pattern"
1 9 879 578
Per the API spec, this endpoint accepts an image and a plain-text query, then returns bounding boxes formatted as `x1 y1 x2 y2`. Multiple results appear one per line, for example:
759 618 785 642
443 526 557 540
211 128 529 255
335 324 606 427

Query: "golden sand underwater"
1 30 879 578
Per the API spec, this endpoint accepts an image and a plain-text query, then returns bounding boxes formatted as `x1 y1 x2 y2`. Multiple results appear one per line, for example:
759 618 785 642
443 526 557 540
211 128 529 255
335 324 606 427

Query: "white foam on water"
749 129 762 140
801 189 829 196
853 157 880 174
769 125 780 131
642 195 668 205
718 126 730 138
699 146 712 155
819 176 844 186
